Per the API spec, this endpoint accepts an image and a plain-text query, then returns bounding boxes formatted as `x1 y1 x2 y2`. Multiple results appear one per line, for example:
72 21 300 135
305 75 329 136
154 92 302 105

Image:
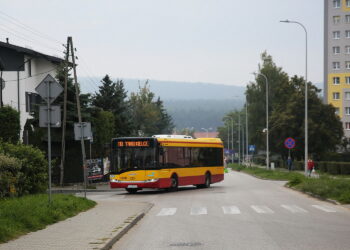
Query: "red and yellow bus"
109 135 224 193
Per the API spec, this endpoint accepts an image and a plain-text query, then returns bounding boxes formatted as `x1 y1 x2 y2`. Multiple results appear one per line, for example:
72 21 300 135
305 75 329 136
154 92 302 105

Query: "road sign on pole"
248 145 256 153
284 137 296 149
35 74 63 203
74 122 92 141
39 105 61 128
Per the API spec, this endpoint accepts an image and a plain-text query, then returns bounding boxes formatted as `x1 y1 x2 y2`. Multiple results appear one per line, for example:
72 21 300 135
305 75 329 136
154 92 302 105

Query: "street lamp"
280 19 308 175
201 127 212 137
252 72 269 170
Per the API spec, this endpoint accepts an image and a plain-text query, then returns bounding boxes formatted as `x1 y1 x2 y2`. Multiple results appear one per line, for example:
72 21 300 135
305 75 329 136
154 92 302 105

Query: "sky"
1 0 323 88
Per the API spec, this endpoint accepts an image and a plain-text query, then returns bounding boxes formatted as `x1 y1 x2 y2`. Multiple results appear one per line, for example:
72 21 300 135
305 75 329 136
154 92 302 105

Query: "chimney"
6 38 9 43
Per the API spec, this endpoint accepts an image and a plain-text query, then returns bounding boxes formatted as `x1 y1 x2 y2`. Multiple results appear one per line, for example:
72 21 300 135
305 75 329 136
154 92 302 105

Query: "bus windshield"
115 147 156 173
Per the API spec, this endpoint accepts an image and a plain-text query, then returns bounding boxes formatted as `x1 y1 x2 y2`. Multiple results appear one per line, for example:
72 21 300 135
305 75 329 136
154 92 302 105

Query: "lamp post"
238 114 241 165
280 19 308 175
253 72 269 170
201 127 212 137
245 98 249 162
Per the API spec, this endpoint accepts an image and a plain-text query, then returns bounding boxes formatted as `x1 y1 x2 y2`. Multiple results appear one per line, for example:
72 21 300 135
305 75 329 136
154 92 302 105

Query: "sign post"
284 137 296 158
35 74 63 203
74 122 92 198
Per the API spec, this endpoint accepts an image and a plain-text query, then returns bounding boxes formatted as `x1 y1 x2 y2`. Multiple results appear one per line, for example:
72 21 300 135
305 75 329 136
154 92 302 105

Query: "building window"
346 107 350 115
333 62 341 70
333 46 340 54
346 76 350 84
335 107 340 115
333 16 341 24
333 31 341 39
347 0 350 7
346 92 350 100
346 122 350 130
333 77 340 84
25 92 41 113
27 60 31 77
333 92 340 100
346 30 350 38
333 0 340 8
346 15 350 23
346 46 350 54
346 61 350 69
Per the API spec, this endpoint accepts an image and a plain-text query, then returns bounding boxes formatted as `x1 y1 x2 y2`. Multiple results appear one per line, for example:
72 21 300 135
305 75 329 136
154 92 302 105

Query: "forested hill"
79 77 245 130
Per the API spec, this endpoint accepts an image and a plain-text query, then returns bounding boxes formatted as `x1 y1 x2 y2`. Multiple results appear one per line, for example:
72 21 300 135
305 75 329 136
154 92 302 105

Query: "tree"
129 81 174 136
246 52 343 160
92 75 132 137
0 106 20 144
91 110 115 157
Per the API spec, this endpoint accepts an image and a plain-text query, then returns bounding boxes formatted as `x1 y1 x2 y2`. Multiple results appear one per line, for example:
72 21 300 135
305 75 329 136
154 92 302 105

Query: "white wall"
1 55 59 140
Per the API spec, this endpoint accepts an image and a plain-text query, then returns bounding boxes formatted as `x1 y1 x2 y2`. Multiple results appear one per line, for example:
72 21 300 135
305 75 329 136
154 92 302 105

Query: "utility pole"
60 38 69 186
69 37 87 198
238 113 241 164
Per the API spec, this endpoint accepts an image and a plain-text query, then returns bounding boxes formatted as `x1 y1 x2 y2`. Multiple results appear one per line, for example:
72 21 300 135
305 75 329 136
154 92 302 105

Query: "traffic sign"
284 137 296 149
249 145 256 153
35 74 63 103
74 122 92 141
39 105 61 127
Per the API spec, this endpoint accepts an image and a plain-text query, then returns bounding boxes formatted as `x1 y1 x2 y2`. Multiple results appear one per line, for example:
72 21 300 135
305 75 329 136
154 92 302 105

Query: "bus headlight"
110 179 120 183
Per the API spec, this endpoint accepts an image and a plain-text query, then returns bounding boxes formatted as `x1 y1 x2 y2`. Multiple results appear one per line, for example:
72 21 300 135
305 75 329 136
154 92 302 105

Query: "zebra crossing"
156 204 339 216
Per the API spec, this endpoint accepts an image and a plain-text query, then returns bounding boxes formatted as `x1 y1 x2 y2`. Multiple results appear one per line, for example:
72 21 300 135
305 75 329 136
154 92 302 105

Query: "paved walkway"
0 198 152 250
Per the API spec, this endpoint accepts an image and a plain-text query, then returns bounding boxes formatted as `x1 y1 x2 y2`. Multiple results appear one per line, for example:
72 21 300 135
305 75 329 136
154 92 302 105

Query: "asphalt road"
97 170 350 250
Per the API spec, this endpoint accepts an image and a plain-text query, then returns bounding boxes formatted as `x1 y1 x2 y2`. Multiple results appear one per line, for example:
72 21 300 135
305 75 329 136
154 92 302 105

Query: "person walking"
287 156 293 171
307 158 315 177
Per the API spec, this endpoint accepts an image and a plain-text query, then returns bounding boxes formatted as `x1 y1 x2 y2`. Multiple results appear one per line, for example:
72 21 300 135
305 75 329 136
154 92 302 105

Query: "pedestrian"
307 158 315 177
287 156 293 171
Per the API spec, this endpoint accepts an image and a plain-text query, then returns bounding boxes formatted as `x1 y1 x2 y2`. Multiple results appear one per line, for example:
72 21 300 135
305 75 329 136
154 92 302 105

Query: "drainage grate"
169 242 202 247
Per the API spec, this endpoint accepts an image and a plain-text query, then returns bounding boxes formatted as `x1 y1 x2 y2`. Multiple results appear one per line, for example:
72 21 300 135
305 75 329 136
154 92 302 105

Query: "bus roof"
156 137 223 148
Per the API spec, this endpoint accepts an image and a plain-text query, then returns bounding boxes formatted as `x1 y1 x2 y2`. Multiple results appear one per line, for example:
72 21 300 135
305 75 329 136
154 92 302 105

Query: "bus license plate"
127 185 138 188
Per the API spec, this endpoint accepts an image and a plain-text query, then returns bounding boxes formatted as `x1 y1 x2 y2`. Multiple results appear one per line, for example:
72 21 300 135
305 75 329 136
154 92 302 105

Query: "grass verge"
228 164 350 204
0 194 96 243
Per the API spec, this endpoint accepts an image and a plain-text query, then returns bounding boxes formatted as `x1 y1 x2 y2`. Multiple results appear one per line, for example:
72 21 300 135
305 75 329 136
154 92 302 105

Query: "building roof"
0 40 63 64
193 131 219 139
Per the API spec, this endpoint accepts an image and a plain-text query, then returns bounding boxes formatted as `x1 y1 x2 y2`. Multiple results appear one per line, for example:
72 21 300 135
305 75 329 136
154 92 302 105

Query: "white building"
0 40 64 141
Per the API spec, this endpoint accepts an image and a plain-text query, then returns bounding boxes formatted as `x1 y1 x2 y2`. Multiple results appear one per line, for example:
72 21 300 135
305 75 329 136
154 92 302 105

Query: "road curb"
100 202 154 250
51 189 117 194
286 185 341 205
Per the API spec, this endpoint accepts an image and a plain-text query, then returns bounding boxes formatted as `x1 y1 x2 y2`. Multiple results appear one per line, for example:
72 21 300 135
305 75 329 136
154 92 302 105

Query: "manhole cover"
169 242 202 247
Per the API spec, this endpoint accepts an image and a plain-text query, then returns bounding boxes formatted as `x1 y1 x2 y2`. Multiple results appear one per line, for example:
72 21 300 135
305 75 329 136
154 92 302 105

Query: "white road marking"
190 206 207 215
312 205 337 213
281 205 308 213
156 208 177 216
251 205 274 214
222 206 241 214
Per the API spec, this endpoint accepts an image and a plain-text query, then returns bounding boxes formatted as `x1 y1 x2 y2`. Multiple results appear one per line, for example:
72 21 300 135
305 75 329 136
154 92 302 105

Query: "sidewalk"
0 199 153 250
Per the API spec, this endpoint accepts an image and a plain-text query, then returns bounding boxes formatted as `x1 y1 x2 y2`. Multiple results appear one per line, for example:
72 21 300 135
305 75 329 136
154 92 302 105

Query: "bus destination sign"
117 141 150 147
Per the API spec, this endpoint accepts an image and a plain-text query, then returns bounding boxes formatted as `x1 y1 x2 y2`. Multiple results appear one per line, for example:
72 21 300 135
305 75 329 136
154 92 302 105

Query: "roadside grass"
228 164 350 204
0 194 96 243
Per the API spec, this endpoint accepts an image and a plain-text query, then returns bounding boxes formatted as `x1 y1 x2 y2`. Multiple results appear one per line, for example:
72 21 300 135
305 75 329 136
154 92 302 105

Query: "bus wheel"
169 176 178 191
125 188 138 194
203 173 211 188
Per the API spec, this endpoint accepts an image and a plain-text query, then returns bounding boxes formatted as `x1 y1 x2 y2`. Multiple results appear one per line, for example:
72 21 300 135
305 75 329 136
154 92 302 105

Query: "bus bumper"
110 178 169 189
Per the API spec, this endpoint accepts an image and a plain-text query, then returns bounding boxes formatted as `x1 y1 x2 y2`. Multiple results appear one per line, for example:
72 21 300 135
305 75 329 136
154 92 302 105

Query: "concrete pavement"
112 171 350 250
0 192 152 250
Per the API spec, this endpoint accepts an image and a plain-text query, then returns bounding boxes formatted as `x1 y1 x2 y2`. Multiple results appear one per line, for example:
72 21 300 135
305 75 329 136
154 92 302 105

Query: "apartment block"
325 0 350 136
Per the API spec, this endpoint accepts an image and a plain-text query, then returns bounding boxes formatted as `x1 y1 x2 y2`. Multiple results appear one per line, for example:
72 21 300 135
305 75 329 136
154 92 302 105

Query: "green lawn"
0 194 96 243
228 164 350 204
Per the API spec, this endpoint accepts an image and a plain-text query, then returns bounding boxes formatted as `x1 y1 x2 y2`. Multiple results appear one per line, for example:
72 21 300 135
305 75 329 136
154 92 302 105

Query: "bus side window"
159 147 166 168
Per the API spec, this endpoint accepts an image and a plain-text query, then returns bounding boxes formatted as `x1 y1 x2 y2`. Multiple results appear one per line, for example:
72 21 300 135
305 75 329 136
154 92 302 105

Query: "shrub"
0 142 47 195
0 106 20 144
0 154 21 197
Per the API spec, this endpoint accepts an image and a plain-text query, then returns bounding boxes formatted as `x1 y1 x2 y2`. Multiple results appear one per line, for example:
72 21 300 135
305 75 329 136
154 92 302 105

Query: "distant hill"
79 77 246 100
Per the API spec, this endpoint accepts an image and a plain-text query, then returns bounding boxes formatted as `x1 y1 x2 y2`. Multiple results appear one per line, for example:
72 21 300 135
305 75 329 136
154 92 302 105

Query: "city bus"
109 135 224 193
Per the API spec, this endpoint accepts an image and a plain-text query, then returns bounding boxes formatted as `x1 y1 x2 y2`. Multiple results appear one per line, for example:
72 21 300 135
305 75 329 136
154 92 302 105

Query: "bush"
0 154 21 197
0 106 20 144
0 142 47 195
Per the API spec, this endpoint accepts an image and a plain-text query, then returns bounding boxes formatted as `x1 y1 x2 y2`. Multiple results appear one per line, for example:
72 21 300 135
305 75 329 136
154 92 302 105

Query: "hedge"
0 154 21 197
0 142 47 196
280 160 350 175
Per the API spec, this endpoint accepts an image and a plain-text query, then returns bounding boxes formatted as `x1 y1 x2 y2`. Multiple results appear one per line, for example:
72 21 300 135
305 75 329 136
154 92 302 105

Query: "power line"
0 10 63 45
3 66 59 82
0 25 64 55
